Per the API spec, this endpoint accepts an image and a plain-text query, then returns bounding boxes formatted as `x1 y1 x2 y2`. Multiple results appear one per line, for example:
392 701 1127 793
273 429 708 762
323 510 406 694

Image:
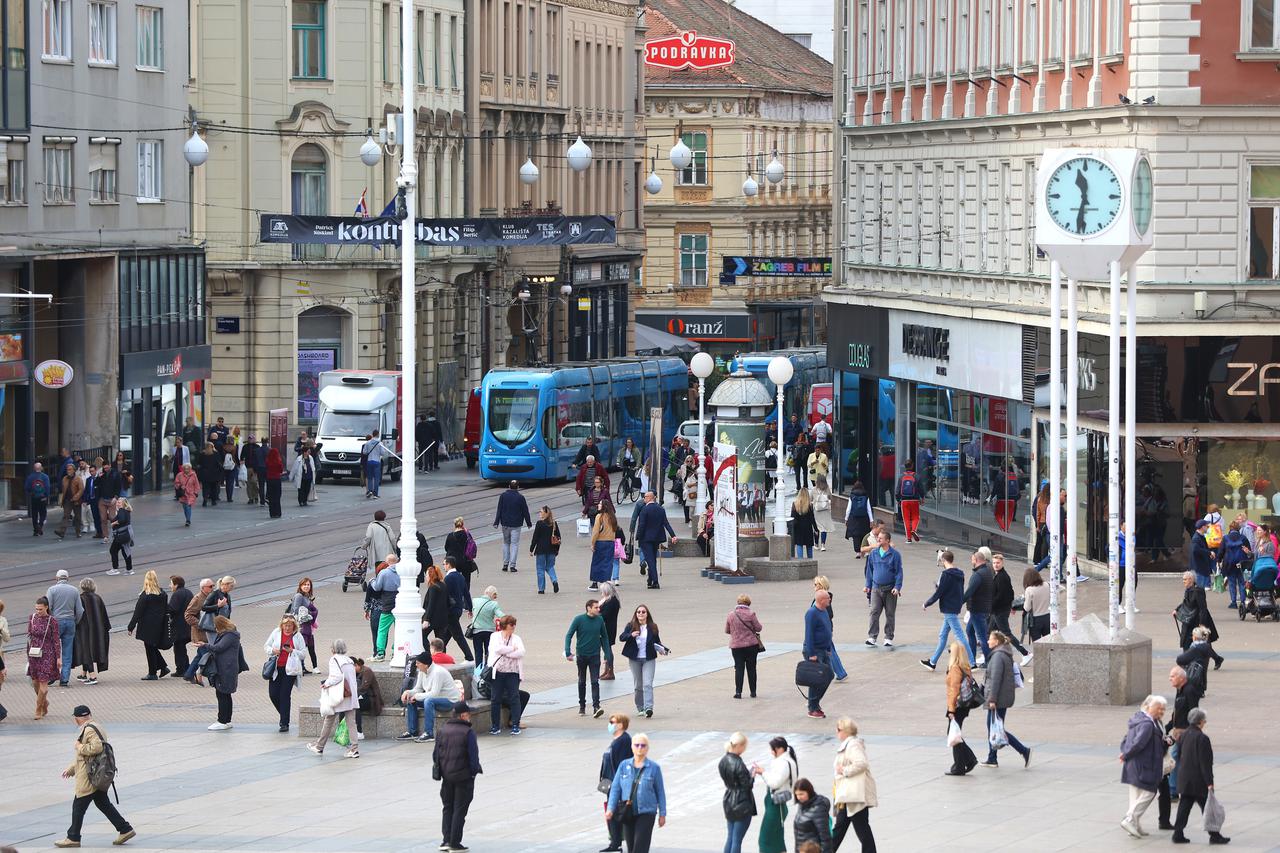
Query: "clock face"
1045 157 1123 237
1132 158 1153 236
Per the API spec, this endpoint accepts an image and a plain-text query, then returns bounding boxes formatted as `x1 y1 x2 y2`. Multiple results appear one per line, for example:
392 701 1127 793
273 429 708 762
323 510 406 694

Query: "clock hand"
1074 169 1090 232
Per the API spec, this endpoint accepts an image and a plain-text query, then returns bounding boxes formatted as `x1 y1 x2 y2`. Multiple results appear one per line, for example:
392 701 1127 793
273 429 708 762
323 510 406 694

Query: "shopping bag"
988 713 1009 750
1212 573 1226 594
577 517 591 536
1203 789 1226 833
333 717 351 747
947 719 964 748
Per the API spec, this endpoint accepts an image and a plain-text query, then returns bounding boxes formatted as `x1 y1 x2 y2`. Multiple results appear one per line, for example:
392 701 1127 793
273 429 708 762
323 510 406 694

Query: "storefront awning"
634 323 701 356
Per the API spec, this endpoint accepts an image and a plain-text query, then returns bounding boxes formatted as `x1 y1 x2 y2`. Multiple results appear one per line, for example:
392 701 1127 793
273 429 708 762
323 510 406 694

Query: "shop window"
89 1 117 65
678 233 708 287
1 141 26 204
137 140 161 202
677 132 708 186
1246 0 1279 50
42 0 71 60
89 140 118 203
297 306 347 421
136 6 163 70
1248 164 1280 279
292 0 326 79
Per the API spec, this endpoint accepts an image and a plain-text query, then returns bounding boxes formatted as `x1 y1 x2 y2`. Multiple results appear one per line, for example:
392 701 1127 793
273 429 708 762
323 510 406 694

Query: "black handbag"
794 659 833 691
623 540 635 565
616 763 646 824
262 657 277 681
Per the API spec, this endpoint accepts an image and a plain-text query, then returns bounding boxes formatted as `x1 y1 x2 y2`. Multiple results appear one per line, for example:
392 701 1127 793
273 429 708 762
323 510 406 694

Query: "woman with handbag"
207 615 245 731
26 596 59 720
530 506 562 594
487 614 526 735
719 732 760 853
307 638 359 757
264 614 308 732
605 733 667 853
467 585 504 665
105 498 135 576
590 506 621 592
291 578 319 672
175 462 199 527
724 595 764 699
832 717 878 852
759 737 799 853
420 565 451 654
620 604 668 718
127 571 171 680
944 640 979 776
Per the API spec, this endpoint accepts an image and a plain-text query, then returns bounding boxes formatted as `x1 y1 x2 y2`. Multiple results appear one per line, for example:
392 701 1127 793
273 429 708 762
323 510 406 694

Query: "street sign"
721 256 832 277
577 297 592 311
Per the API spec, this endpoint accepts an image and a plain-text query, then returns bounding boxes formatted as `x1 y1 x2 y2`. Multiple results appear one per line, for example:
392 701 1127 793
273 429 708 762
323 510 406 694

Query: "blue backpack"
899 473 917 499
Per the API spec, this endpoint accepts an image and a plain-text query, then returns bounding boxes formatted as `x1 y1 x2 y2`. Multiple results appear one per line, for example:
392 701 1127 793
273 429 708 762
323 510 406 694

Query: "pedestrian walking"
863 529 903 648
197 443 222 506
842 482 874 561
290 447 315 506
291 578 319 672
494 480 532 573
1165 664 1204 813
433 701 482 852
990 554 1030 658
1022 569 1050 656
265 447 285 518
396 652 460 742
600 712 633 852
218 434 240 504
487 615 526 735
530 505 562 594
206 616 245 731
680 456 698 524
599 581 620 681
1119 694 1171 839
25 461 51 536
921 549 971 670
634 492 676 590
368 555 401 661
606 733 667 853
420 565 450 655
52 705 135 848
812 577 849 681
307 638 359 756
166 576 192 678
264 614 308 732
791 488 819 558
27 596 60 720
832 717 878 852
590 506 622 591
82 461 102 539
126 571 171 680
963 548 996 666
47 570 83 687
1172 708 1229 844
53 463 84 540
793 434 811 492
620 604 667 718
0 599 10 722
444 517 479 584
443 558 475 662
1177 625 1222 696
813 475 832 551
725 594 763 699
183 579 215 684
758 737 799 853
1174 571 1220 654
719 732 760 853
362 430 387 498
791 778 833 853
802 592 836 719
895 460 922 543
943 640 978 776
242 436 263 505
174 463 199 526
362 511 398 568
980 630 1032 769
584 475 611 524
565 598 612 718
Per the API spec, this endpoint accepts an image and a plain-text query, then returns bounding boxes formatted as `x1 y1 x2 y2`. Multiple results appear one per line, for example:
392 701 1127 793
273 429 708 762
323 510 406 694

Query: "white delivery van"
315 370 403 483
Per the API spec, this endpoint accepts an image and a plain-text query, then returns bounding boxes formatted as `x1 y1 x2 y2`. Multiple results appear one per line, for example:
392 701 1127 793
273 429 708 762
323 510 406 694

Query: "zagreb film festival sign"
645 30 735 71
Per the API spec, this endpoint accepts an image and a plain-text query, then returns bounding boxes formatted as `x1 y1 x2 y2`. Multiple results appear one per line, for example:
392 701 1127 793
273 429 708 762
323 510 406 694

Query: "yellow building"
638 0 833 358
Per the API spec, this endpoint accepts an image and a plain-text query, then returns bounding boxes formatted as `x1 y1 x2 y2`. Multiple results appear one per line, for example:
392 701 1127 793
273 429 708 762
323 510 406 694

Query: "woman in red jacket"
265 448 285 519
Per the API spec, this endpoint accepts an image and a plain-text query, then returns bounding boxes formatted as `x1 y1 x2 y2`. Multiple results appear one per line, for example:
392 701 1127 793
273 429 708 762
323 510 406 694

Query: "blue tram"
728 347 831 423
479 357 689 482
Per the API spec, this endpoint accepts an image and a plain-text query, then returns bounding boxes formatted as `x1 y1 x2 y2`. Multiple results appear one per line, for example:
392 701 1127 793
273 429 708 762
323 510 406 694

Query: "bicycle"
615 465 640 505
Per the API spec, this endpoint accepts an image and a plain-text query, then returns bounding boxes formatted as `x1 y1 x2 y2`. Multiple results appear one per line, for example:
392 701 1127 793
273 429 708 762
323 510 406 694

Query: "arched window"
297 305 349 420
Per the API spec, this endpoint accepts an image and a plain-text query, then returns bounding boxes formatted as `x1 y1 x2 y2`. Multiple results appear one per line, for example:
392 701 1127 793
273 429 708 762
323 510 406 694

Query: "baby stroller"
1240 557 1278 622
342 547 370 592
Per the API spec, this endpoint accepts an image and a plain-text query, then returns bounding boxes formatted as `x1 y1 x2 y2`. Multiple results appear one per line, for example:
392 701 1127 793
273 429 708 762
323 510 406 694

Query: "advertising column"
713 441 739 572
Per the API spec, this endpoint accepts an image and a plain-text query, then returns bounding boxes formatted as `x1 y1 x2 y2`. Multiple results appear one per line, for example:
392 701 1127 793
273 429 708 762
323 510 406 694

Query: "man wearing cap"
396 652 460 743
493 480 532 574
47 570 83 688
54 705 135 848
433 700 482 853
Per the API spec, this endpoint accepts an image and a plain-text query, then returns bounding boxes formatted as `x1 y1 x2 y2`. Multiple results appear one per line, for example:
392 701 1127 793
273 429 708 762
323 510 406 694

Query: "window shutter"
1021 325 1037 404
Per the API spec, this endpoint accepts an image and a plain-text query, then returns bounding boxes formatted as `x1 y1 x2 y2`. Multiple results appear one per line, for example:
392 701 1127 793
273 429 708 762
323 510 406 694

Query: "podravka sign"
644 30 736 71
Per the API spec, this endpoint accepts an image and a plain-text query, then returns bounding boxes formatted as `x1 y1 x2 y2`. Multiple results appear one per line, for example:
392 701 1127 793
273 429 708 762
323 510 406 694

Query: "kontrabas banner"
259 214 617 246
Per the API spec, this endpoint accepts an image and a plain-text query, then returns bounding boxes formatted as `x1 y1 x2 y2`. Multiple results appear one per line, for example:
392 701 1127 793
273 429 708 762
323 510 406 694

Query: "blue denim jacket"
608 759 667 817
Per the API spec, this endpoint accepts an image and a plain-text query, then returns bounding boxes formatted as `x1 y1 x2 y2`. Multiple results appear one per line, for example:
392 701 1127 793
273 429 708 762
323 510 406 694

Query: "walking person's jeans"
406 696 456 736
724 817 752 853
1194 572 1211 590
536 553 559 592
928 613 973 665
66 790 132 842
182 503 193 523
576 652 601 709
794 545 814 558
966 612 992 662
58 619 75 683
985 707 1030 764
867 586 898 641
367 460 383 496
501 526 522 569
223 469 237 502
629 657 656 711
1226 572 1244 606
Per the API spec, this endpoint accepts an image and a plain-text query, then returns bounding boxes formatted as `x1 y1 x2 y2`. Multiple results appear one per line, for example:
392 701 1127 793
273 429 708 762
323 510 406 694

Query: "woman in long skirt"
589 506 620 592
759 737 799 853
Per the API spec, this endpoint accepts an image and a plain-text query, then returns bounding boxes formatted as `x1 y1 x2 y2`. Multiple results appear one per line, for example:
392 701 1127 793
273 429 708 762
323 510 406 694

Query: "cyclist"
616 439 641 499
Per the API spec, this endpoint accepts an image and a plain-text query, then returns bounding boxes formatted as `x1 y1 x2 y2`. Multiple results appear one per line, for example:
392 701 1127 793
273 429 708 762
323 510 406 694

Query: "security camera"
395 175 413 190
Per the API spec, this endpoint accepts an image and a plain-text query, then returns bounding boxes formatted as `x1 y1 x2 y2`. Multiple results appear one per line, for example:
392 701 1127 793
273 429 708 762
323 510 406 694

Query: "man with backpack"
55 705 135 848
896 460 922 543
25 461 51 536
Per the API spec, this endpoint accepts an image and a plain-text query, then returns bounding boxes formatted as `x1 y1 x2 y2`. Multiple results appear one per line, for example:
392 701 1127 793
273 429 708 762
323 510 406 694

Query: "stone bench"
741 557 819 582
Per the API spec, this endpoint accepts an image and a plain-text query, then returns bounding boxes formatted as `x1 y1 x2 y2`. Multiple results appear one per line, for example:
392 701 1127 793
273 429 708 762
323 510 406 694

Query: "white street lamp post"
690 352 715 527
768 356 794 537
389 0 423 670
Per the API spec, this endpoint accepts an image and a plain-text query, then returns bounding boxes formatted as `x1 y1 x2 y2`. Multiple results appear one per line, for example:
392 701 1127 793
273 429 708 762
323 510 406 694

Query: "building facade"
191 0 485 447
0 0 204 503
464 0 646 365
638 0 833 360
829 0 1280 571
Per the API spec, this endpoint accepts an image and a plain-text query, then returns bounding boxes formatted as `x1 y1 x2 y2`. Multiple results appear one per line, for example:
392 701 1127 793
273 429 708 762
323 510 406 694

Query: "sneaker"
820 544 827 551
357 732 366 741
807 709 826 719
593 707 604 718
278 724 289 733
76 674 88 681
85 678 98 685
54 840 81 848
416 733 434 743
439 844 452 851
509 567 517 573
1076 574 1089 582
306 743 323 755
105 569 122 576
501 564 509 573
125 570 133 576
587 583 598 590
979 761 998 768
919 659 937 671
1021 654 1034 666
975 655 986 667
207 722 230 731
1121 819 1142 839
371 653 385 662
644 708 653 718
883 639 894 648
345 749 360 759
864 638 876 647
395 732 416 741
510 726 521 735
489 727 500 735
578 707 586 716
113 830 136 846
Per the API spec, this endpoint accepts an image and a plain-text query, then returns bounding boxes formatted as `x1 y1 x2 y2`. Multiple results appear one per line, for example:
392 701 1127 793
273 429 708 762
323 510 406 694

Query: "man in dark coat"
443 559 474 662
168 576 194 676
1172 708 1228 845
635 491 677 590
493 481 532 574
433 702 482 851
1173 571 1218 651
73 581 112 683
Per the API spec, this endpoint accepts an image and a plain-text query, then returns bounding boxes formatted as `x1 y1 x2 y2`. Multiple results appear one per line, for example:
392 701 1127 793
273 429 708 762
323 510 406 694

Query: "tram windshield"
488 389 540 446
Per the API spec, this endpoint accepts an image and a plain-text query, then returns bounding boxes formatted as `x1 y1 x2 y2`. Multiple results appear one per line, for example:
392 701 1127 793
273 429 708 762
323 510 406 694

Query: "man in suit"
634 491 676 590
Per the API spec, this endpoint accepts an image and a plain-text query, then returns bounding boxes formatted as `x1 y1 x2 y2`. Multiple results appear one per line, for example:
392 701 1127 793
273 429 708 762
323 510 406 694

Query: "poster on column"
716 422 767 537
713 442 738 574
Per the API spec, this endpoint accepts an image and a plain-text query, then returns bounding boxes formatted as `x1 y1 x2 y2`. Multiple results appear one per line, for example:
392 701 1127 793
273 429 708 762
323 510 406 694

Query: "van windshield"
488 389 539 447
318 411 380 437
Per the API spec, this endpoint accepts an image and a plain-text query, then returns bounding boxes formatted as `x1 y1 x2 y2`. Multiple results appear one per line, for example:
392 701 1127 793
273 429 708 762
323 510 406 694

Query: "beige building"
464 0 646 363
191 0 484 443
637 0 833 358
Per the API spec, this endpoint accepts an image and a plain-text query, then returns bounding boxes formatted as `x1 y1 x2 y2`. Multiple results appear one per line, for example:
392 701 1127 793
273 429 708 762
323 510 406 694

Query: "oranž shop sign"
644 30 735 70
259 214 617 247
